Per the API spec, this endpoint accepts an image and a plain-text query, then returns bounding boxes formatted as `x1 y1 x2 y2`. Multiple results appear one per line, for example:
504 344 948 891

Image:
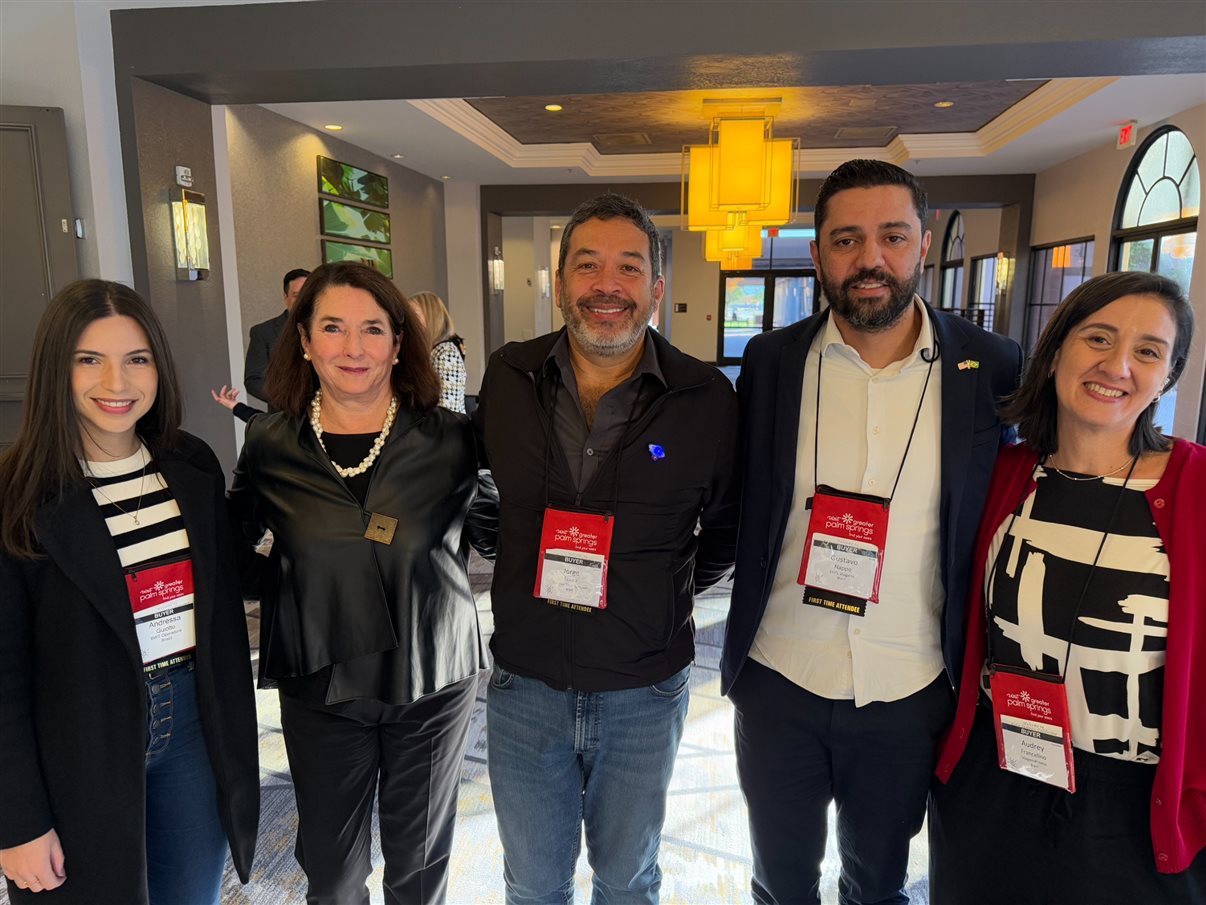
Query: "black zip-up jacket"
473 328 740 692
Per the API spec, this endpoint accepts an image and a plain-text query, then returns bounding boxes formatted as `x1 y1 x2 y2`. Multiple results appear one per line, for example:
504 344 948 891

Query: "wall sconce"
171 188 210 280
995 252 1012 293
489 247 506 293
537 266 551 300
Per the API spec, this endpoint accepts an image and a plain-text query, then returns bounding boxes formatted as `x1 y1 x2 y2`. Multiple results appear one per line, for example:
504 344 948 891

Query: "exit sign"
1117 121 1138 149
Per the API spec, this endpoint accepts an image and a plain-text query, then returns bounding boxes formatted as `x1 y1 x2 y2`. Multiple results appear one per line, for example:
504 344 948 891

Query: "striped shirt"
83 445 194 669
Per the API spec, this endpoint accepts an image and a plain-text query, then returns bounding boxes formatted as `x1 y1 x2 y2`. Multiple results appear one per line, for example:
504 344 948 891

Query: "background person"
245 267 309 405
410 290 467 414
229 262 494 905
0 280 259 905
931 271 1205 903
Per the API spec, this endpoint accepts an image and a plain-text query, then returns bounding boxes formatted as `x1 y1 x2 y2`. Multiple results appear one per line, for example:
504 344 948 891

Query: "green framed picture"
318 155 389 208
322 240 394 279
320 198 391 244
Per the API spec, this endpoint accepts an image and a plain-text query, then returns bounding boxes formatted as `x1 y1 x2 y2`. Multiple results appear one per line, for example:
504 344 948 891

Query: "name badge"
534 507 614 611
126 558 197 667
797 485 889 617
989 667 1076 793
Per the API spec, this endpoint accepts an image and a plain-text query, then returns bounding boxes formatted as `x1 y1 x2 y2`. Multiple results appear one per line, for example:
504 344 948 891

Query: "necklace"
85 446 149 525
1046 454 1135 482
309 390 398 478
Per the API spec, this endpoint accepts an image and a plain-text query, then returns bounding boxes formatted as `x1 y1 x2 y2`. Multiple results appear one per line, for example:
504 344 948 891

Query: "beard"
559 288 652 358
820 262 921 332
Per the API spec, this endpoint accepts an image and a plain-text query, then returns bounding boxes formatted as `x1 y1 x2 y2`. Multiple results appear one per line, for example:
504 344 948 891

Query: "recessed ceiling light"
544 103 563 112
933 101 955 109
391 153 405 159
441 175 452 180
323 123 344 131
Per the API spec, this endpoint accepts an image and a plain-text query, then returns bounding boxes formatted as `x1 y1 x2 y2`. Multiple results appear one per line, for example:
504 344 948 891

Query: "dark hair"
814 159 928 236
557 192 662 280
264 262 439 417
282 268 310 294
0 280 182 558
1001 271 1194 457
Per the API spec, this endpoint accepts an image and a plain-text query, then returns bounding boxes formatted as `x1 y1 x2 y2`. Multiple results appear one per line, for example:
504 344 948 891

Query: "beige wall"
1031 103 1205 438
666 230 722 362
501 217 537 343
224 104 447 347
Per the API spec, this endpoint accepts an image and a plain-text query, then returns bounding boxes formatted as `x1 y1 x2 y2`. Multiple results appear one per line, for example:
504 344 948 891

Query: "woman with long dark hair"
930 271 1205 903
0 280 259 904
229 263 494 904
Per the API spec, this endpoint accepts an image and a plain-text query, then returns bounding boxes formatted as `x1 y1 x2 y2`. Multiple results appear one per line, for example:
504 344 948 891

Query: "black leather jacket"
229 405 496 705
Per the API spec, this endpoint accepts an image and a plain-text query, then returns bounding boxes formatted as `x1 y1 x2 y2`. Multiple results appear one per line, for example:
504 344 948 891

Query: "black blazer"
0 434 259 904
244 309 288 404
720 304 1023 694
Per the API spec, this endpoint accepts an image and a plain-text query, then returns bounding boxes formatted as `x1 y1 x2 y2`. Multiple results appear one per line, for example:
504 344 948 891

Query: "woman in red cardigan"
929 271 1204 904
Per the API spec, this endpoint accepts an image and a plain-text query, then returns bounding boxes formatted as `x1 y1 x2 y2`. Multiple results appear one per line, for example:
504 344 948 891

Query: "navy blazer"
720 303 1023 695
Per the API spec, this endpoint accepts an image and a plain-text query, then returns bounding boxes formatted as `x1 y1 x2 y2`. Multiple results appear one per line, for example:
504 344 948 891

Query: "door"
0 105 79 451
718 270 815 364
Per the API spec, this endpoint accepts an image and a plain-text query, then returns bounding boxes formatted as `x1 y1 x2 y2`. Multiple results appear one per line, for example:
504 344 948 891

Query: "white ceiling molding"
412 76 1119 178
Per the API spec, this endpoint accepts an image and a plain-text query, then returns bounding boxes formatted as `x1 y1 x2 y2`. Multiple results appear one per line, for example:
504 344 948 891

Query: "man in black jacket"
244 268 308 404
474 193 739 904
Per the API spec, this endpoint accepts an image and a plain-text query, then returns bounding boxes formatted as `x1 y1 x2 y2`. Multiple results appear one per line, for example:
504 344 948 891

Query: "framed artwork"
318 155 389 208
320 198 391 244
322 239 394 278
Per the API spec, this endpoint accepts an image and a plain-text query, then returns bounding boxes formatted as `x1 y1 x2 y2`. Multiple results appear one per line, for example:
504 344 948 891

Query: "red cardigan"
935 438 1206 874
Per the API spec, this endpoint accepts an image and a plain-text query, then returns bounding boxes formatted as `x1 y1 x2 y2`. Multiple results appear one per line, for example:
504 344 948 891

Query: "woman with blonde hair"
410 291 467 414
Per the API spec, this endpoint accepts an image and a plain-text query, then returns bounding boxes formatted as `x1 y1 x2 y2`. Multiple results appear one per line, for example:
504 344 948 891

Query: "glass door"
718 270 815 364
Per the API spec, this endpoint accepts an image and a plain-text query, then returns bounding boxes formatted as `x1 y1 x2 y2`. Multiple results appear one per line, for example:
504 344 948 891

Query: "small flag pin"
957 359 980 370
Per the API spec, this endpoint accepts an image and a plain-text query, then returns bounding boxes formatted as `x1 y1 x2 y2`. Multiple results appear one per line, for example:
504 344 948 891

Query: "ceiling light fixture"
323 123 344 131
391 153 405 159
933 101 955 109
544 103 563 112
681 98 798 263
441 175 452 181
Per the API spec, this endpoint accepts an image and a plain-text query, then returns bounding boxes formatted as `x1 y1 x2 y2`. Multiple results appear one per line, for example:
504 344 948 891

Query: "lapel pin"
648 443 666 461
957 359 980 370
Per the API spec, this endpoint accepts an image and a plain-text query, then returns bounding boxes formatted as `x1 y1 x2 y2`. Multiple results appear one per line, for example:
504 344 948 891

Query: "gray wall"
224 104 447 341
129 78 237 474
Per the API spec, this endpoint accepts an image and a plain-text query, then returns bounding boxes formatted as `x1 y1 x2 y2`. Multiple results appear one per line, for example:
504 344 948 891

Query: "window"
1025 239 1094 352
939 213 964 310
919 265 935 304
716 228 817 363
966 254 999 331
1112 126 1199 432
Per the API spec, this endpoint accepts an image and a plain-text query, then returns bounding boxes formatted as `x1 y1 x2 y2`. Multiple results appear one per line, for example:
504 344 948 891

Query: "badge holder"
126 556 197 667
988 665 1076 792
534 507 615 613
796 485 889 617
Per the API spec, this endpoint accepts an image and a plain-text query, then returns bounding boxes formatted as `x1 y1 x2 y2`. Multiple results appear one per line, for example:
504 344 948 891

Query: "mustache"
841 268 902 291
574 293 634 309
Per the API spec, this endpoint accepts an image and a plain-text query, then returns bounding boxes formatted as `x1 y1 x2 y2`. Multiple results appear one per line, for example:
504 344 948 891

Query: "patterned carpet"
2 556 933 905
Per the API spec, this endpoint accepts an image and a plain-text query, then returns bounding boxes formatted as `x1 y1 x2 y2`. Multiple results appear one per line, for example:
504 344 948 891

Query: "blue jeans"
144 661 229 905
487 663 691 905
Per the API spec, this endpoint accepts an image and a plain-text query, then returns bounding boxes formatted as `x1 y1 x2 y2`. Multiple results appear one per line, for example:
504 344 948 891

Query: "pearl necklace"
309 390 398 478
1046 454 1134 482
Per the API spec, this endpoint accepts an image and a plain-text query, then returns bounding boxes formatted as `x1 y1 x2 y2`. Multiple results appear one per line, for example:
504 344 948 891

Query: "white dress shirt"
751 298 945 705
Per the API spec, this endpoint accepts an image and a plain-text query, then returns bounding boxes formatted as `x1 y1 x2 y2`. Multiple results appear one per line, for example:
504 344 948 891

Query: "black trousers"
279 675 478 905
730 659 953 905
929 703 1206 905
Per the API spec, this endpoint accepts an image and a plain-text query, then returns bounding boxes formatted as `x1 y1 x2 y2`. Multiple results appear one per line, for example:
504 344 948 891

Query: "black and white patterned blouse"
981 464 1168 763
431 339 466 414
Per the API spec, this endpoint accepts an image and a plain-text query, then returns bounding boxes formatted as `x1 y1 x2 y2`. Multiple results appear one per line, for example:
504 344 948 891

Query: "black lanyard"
812 312 937 504
985 455 1139 682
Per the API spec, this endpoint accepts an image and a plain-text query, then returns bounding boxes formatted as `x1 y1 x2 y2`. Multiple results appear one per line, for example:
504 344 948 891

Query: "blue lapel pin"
648 443 665 461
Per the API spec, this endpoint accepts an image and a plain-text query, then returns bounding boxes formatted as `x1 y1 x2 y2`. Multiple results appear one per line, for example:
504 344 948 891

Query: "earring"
392 357 399 365
303 352 311 361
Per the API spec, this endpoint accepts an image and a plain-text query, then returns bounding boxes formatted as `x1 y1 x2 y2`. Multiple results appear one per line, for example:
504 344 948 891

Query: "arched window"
1112 126 1199 433
939 212 964 310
